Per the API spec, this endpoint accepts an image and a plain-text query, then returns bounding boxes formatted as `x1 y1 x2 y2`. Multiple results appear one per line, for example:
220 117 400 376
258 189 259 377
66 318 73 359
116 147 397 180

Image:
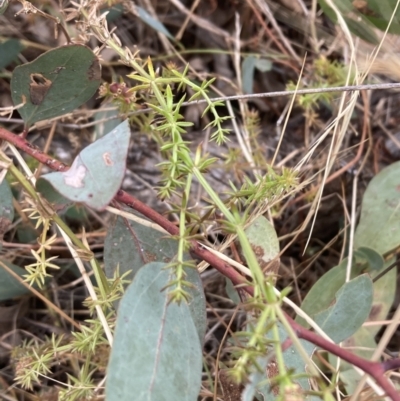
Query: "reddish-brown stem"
1 126 399 401
115 189 253 292
290 319 399 400
0 127 251 292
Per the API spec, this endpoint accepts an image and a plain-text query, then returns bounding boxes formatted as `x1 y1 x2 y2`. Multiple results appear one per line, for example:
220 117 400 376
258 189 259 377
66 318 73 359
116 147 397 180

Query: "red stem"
1 127 399 401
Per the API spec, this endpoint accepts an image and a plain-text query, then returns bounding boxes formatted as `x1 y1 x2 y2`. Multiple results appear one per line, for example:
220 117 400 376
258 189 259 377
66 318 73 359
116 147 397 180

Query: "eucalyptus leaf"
355 160 400 255
0 259 30 301
11 44 101 127
364 257 396 336
0 0 8 15
37 120 130 211
242 56 256 94
255 58 272 73
225 277 241 305
0 179 14 240
313 275 373 343
299 257 395 340
318 0 379 43
0 39 23 70
136 6 174 40
105 3 124 22
244 216 280 277
104 212 207 343
353 246 384 271
106 262 202 401
94 106 122 140
36 179 73 213
243 322 316 401
330 326 376 394
365 0 400 33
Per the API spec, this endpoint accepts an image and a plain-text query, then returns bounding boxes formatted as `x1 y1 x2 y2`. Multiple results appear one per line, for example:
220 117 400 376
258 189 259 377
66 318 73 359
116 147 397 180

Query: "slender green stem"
269 308 292 395
6 162 39 201
275 307 319 377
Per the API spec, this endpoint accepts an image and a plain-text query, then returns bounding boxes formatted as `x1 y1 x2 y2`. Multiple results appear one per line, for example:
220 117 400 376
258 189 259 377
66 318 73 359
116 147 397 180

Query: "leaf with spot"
244 215 280 278
36 120 130 211
106 262 202 401
11 44 101 127
104 212 206 343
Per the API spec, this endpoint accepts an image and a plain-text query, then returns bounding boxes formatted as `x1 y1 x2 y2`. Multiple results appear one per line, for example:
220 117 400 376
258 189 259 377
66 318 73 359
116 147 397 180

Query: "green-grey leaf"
244 215 280 273
225 277 241 305
0 179 14 240
355 160 400 255
313 274 373 343
353 246 384 271
11 44 101 127
0 0 8 15
104 213 206 343
365 257 396 335
298 253 395 333
242 56 256 94
0 259 30 301
106 262 202 401
365 0 400 32
136 6 174 40
105 3 124 23
330 326 376 395
298 258 348 328
242 356 269 401
254 58 272 73
0 39 23 70
37 120 130 211
36 178 73 213
367 0 400 20
318 0 379 43
243 322 316 401
94 106 122 140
